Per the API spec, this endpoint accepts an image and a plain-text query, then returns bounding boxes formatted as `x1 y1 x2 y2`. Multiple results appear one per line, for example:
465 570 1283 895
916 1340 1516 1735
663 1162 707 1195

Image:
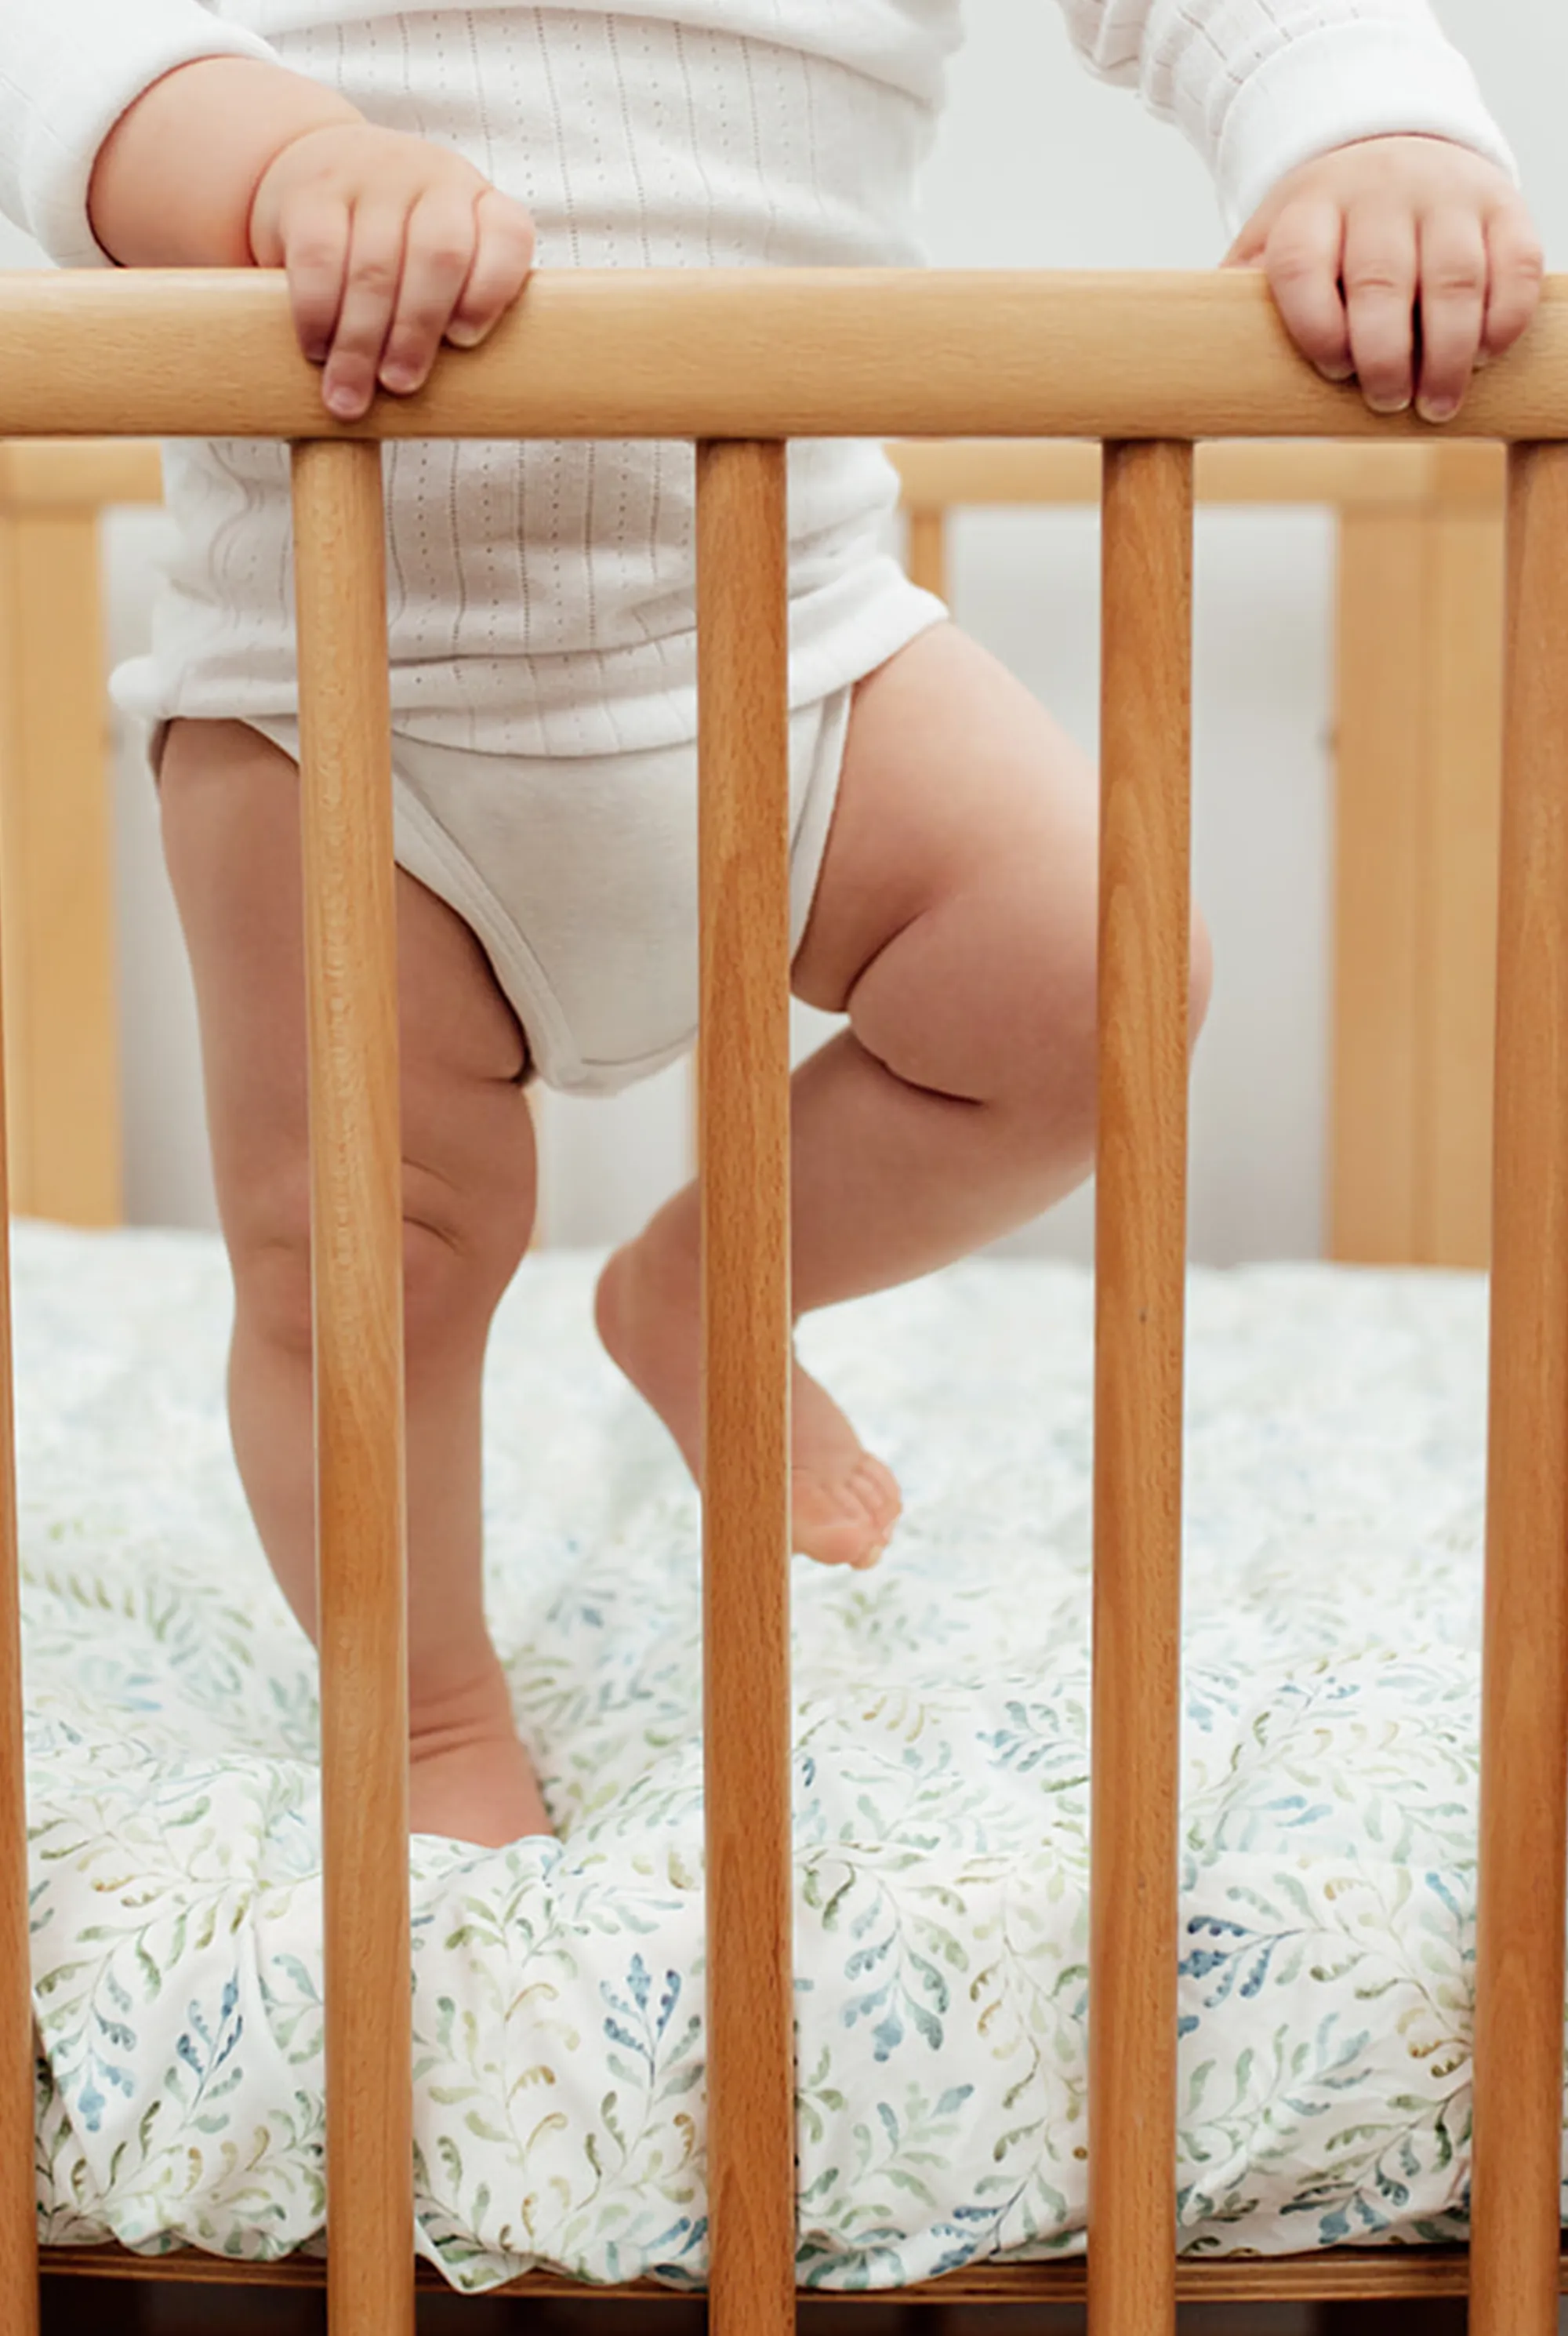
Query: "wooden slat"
1416 510 1504 1268
0 893 34 2331
0 510 122 1226
1327 510 1428 1263
1470 441 1568 2336
1471 441 1568 2325
0 441 162 510
0 271 1566 441
289 439 413 2336
695 439 795 2336
1089 441 1193 2336
905 507 947 599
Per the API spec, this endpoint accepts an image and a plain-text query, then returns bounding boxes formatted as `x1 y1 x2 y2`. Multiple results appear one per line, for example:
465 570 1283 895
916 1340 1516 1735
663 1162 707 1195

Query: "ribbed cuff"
18 11 279 267
1215 19 1517 235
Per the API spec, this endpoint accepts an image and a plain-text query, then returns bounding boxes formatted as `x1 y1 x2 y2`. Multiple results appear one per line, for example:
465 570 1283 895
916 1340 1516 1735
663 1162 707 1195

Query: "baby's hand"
249 124 536 420
1225 136 1543 424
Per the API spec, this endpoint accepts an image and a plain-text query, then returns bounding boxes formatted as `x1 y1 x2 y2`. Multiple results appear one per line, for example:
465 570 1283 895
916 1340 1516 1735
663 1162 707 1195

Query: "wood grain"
890 439 1505 512
1089 442 1193 2336
0 271 1563 439
1417 511 1504 1269
696 440 797 2336
289 439 413 2336
0 928 35 2331
1470 441 1568 2336
1328 511 1428 1263
0 510 122 1225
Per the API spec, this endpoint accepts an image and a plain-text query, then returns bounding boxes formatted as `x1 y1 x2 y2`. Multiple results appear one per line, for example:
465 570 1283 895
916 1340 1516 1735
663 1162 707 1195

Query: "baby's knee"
399 1208 526 1358
1000 894 1214 1148
230 1172 529 1364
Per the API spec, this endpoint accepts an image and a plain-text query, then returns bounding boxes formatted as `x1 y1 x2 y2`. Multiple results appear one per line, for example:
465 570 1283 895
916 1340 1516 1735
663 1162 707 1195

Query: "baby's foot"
594 1232 902 1571
408 1666 554 1844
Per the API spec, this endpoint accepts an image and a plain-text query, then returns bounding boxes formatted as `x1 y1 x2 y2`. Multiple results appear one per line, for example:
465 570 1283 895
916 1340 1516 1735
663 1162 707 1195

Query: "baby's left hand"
1225 135 1544 423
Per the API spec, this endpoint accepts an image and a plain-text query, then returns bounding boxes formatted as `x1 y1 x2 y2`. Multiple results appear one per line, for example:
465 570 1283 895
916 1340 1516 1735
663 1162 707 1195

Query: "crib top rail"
3 267 1566 441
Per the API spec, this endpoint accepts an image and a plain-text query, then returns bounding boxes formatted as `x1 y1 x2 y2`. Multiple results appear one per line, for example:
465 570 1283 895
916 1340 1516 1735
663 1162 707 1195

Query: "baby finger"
445 187 537 347
1342 209 1418 414
321 202 409 420
378 191 478 391
1414 208 1486 423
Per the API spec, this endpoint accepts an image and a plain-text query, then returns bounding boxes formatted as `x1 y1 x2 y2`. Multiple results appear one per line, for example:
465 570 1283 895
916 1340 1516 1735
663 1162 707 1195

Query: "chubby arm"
1053 0 1542 419
87 60 535 416
0 0 278 263
0 4 535 419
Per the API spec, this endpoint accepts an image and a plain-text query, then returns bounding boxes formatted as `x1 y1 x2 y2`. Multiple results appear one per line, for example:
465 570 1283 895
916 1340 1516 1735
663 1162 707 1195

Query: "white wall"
7 0 1565 1259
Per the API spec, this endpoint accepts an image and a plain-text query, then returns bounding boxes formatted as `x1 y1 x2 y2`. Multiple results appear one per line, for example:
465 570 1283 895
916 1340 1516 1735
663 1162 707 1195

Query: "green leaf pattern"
11 1228 1538 2287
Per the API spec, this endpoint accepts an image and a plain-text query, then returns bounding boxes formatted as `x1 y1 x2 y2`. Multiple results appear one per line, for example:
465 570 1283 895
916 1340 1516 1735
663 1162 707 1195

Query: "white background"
2 0 1564 1259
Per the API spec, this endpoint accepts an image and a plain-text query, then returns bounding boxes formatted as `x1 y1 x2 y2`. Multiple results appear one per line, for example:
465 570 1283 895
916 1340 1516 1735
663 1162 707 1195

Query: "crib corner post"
1471 438 1568 2336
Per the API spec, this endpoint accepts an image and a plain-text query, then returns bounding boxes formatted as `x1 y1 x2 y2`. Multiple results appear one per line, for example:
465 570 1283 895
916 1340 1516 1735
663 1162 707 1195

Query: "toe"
792 1458 902 1571
844 1459 902 1564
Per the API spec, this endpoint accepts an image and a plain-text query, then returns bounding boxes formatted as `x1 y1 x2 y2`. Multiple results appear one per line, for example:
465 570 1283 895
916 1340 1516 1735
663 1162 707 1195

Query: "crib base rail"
35 2243 1568 2305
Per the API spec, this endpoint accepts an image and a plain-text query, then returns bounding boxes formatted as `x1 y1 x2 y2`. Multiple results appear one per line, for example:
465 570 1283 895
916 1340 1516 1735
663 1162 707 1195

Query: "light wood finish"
905 505 947 599
0 441 162 510
891 438 1506 511
696 440 797 2336
0 288 1548 2322
0 441 158 1230
0 963 35 2327
1330 512 1428 1262
1417 511 1504 1266
1 271 1566 441
1089 442 1193 2336
1470 442 1568 2336
1330 507 1505 1270
289 440 413 2336
0 509 122 1224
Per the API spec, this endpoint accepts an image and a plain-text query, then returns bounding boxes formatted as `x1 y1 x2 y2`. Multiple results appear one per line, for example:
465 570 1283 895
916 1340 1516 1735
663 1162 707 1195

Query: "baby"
0 0 1541 1847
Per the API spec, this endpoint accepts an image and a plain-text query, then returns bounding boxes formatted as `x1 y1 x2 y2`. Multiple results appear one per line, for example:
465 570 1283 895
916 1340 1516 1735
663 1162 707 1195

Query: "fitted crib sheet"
19 1220 1507 2288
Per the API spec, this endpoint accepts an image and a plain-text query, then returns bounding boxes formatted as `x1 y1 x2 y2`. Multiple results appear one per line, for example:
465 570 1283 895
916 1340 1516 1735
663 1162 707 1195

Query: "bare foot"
593 1230 902 1571
408 1665 554 1844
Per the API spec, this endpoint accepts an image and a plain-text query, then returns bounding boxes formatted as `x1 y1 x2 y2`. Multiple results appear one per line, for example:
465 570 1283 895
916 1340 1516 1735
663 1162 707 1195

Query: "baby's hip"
162 695 854 1096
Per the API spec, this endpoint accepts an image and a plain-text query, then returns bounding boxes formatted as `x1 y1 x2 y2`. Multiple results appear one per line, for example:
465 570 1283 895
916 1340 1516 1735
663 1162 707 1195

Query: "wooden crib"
0 266 1566 2336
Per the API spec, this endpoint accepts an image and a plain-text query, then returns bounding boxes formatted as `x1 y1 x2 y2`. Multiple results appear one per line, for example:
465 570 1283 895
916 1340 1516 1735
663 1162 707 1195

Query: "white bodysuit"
0 1 1512 1089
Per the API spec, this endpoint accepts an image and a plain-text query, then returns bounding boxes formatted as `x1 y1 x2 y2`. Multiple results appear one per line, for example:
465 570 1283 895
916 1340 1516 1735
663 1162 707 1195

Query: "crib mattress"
19 1222 1504 2287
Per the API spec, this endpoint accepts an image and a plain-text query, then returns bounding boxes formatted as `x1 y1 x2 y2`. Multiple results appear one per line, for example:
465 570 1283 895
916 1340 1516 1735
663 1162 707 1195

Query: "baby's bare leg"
597 623 1212 1568
160 718 548 1844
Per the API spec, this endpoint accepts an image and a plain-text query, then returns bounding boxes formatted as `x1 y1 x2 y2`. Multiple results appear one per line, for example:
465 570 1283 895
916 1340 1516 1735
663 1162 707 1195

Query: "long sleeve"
1054 0 1515 231
0 0 280 265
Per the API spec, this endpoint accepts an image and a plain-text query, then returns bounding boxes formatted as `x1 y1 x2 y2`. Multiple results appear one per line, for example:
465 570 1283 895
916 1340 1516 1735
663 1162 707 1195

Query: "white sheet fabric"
20 1222 1518 2288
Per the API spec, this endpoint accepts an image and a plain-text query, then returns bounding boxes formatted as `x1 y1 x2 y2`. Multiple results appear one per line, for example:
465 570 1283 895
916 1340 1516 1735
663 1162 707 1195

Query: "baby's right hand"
248 124 536 420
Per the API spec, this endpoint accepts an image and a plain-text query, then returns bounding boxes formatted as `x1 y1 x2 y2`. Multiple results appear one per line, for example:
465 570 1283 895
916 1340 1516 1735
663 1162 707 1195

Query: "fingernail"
1365 394 1411 417
1417 395 1458 426
1316 361 1356 384
445 321 487 349
380 362 419 392
325 382 361 418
